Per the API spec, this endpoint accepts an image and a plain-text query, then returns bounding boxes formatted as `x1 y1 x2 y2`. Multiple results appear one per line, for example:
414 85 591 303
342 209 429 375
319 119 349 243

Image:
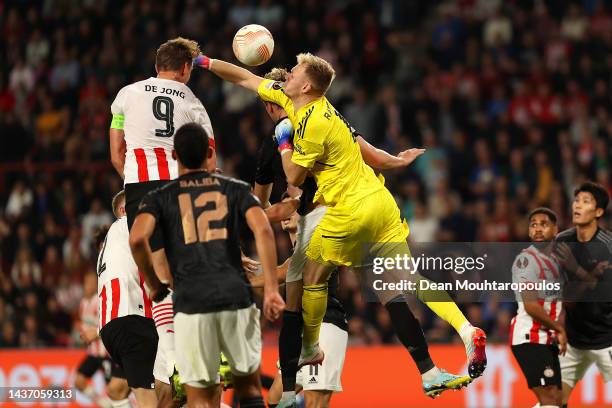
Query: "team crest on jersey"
272 81 284 90
516 256 528 269
543 366 554 378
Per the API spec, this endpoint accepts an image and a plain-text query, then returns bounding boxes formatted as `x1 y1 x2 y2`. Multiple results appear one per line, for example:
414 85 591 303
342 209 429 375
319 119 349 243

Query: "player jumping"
195 52 485 399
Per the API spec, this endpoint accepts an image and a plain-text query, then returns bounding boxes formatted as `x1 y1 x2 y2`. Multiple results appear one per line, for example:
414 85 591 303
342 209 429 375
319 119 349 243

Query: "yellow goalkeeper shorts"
306 187 410 267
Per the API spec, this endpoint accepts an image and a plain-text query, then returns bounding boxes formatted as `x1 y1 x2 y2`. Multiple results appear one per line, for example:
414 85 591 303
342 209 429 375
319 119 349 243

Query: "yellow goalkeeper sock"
302 283 328 348
416 279 468 333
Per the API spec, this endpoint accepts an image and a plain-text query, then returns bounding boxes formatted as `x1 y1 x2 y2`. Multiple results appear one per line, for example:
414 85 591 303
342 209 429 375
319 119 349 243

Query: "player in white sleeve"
510 207 566 408
97 190 158 408
109 37 218 407
109 37 217 233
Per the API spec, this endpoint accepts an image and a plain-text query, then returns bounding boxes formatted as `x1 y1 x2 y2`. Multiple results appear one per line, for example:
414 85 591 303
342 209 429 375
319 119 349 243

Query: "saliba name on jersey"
144 84 186 99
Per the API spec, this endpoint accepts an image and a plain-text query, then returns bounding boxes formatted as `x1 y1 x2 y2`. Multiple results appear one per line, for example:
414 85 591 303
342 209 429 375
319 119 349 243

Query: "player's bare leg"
304 390 332 408
76 372 112 408
532 385 562 407
106 377 130 406
184 384 219 408
233 370 266 407
562 382 573 406
300 259 333 367
131 388 157 408
155 380 179 408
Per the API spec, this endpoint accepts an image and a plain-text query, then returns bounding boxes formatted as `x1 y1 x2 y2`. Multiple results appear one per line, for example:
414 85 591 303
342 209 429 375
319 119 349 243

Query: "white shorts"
174 304 261 388
560 343 612 388
295 323 348 392
287 206 327 283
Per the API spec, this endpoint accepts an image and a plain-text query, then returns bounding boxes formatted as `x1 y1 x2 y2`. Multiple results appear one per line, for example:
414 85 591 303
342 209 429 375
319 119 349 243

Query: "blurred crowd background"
1 0 611 350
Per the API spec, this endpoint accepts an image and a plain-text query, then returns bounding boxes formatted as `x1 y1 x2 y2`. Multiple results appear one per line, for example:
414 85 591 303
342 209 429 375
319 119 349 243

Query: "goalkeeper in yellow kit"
194 53 487 400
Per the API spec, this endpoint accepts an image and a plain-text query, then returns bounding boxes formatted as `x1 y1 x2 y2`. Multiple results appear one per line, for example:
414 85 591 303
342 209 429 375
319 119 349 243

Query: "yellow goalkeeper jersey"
257 79 383 206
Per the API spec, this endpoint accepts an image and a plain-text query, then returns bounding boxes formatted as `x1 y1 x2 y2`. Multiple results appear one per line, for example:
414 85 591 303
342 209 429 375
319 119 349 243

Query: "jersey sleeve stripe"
110 278 121 320
100 286 107 327
134 148 150 182
548 300 557 344
154 148 170 180
138 273 153 318
529 300 544 343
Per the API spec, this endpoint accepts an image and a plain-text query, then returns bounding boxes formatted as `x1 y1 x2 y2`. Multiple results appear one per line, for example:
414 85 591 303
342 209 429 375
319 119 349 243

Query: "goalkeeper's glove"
274 117 293 153
193 55 213 70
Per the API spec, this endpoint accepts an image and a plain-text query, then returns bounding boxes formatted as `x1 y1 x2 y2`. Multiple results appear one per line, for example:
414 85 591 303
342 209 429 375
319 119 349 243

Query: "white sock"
538 405 559 408
110 398 131 408
95 396 113 408
82 385 97 400
421 366 442 383
532 404 540 408
281 391 296 401
459 322 474 346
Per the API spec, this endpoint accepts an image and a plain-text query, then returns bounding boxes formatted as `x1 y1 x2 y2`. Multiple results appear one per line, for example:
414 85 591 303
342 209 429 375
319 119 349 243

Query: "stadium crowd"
0 0 611 349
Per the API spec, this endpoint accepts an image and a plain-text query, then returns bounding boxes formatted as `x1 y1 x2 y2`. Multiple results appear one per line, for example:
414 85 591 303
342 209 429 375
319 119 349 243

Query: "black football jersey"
138 171 261 314
556 227 612 349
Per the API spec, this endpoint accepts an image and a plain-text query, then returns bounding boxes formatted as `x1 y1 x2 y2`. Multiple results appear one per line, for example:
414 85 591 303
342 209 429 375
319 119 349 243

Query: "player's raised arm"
357 135 426 170
195 56 264 92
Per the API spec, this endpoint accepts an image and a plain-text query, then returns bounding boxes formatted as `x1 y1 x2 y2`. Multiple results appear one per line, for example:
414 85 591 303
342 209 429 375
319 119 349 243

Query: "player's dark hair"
528 207 557 225
174 123 209 169
156 37 201 72
574 181 609 215
111 190 125 218
93 225 110 250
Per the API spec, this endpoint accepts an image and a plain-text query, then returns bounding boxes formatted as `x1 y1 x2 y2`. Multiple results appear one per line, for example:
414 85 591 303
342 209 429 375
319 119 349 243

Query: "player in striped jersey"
97 190 158 408
109 37 217 234
510 207 565 408
554 182 612 407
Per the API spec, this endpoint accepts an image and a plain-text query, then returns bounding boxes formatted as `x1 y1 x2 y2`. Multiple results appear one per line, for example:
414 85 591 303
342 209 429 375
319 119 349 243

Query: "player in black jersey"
554 181 612 407
130 123 285 408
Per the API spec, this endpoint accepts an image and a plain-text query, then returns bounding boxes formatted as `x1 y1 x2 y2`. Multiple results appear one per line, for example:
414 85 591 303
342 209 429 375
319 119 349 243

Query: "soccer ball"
232 24 274 66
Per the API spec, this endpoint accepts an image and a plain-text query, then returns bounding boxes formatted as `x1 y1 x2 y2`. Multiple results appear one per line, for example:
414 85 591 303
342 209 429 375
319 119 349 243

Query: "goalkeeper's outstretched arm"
195 55 264 92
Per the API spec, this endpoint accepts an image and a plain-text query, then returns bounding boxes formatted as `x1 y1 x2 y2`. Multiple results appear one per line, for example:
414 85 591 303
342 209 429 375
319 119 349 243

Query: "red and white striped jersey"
152 291 174 335
111 77 215 184
510 245 563 346
97 217 152 330
79 295 106 357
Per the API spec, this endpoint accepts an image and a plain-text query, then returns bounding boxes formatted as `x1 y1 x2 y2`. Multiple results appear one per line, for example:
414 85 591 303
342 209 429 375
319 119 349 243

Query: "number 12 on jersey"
178 192 228 244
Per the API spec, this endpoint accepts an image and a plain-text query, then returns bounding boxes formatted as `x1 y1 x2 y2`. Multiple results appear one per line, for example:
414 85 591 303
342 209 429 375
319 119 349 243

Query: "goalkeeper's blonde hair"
297 53 335 95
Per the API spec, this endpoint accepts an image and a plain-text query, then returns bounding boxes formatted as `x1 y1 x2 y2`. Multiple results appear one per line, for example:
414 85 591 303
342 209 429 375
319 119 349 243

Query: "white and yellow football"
232 24 274 66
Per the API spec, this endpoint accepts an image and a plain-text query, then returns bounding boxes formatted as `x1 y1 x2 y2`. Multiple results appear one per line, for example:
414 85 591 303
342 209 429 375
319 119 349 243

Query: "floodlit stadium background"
1 0 611 406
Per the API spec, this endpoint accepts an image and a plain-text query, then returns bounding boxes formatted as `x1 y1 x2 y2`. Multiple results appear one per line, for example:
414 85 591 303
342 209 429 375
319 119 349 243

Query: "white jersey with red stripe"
79 295 107 357
510 245 563 346
152 291 174 334
111 77 215 184
97 216 152 330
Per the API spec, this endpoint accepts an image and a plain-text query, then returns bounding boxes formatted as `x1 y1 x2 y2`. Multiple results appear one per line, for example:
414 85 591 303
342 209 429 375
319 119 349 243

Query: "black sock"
279 310 303 392
385 296 434 374
260 373 274 390
268 404 278 408
562 405 568 408
240 396 265 408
